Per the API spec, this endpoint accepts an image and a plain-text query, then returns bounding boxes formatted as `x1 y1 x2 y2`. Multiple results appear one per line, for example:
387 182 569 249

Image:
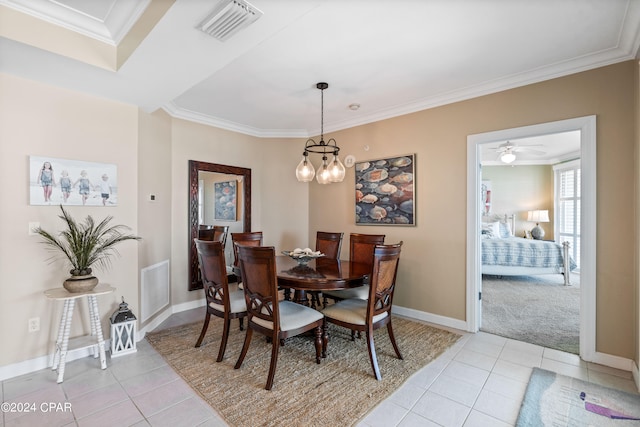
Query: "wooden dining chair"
234 245 325 390
323 233 385 307
231 232 263 267
198 228 215 241
194 239 247 362
306 231 344 308
199 225 229 245
315 231 344 259
212 225 229 247
322 241 403 380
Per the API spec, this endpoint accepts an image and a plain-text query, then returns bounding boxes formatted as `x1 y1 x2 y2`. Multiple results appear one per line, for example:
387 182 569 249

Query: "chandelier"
295 82 346 184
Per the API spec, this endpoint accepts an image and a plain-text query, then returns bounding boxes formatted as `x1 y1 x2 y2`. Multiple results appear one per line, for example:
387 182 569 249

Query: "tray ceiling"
1 0 639 138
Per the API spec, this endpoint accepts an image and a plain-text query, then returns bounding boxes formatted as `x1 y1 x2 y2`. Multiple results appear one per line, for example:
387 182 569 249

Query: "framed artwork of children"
29 156 118 206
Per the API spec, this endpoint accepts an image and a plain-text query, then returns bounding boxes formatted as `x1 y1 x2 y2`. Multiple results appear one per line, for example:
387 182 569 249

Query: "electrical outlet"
28 317 40 332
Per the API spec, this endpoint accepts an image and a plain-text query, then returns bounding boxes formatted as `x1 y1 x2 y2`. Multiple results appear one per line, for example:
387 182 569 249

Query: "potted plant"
34 205 141 293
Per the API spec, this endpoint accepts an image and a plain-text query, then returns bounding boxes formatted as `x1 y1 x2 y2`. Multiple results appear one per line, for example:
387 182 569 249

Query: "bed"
481 214 576 285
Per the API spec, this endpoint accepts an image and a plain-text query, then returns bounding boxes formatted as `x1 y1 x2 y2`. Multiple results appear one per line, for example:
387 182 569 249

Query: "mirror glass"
188 160 251 290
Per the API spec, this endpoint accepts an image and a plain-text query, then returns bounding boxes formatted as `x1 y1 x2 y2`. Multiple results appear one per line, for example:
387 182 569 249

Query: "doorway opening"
466 116 596 361
479 133 581 353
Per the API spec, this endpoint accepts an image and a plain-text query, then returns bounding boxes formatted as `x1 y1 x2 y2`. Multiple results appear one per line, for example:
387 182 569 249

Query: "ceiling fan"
492 141 546 164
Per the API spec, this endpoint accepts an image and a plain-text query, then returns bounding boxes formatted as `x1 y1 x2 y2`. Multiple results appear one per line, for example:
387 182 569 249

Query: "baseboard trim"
138 298 205 339
394 305 637 378
0 340 111 382
590 350 635 372
1 299 206 383
393 305 468 332
632 361 640 392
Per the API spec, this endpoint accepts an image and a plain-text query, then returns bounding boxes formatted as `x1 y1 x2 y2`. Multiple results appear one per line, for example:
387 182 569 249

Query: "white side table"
44 284 115 383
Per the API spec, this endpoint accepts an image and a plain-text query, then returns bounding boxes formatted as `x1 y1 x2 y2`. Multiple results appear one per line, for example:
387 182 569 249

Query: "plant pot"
63 275 99 293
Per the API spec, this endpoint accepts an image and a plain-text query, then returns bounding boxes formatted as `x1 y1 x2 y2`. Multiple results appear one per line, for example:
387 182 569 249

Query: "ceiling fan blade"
516 147 546 155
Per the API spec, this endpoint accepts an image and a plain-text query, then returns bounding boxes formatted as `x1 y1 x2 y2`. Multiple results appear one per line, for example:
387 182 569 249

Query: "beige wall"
138 109 172 269
0 74 140 367
635 60 640 369
482 165 554 239
138 108 172 326
0 60 637 369
308 61 637 359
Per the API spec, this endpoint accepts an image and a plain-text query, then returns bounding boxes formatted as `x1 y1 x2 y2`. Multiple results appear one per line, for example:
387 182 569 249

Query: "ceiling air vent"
197 0 263 42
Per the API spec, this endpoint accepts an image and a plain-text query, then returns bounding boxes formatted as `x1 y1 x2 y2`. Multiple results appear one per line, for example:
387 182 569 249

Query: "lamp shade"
527 210 549 223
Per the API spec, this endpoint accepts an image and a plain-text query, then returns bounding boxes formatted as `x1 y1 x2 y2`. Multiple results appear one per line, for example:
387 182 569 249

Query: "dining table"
275 256 370 307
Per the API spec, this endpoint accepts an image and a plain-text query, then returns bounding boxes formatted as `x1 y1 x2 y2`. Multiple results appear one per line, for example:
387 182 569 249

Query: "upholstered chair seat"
209 289 246 314
322 298 388 325
251 300 324 331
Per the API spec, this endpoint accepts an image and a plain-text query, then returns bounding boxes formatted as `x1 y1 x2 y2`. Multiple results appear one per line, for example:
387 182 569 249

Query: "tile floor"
1 308 637 427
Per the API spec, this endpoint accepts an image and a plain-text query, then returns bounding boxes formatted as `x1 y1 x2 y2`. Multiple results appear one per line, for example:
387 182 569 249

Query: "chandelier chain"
320 86 324 141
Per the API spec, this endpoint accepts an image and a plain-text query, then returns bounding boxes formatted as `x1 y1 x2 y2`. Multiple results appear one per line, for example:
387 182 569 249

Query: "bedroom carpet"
516 368 640 426
146 316 460 427
481 274 579 354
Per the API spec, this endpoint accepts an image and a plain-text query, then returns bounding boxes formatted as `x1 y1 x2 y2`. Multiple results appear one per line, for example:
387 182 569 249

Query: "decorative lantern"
110 297 137 357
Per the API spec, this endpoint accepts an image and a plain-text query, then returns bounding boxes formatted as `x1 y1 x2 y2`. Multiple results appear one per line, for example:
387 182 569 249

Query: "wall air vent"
197 0 263 42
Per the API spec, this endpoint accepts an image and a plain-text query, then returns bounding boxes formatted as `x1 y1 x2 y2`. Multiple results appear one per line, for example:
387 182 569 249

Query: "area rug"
481 275 579 354
146 316 460 427
517 368 640 426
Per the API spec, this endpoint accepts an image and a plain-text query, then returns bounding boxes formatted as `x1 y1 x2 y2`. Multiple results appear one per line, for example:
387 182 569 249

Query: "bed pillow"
499 221 513 238
481 221 501 239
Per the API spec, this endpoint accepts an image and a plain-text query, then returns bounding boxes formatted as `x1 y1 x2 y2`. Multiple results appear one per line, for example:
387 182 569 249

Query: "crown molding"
165 49 633 139
162 102 310 138
0 0 150 45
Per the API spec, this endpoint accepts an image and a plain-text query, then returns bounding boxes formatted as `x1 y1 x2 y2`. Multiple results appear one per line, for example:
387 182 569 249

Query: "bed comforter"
482 237 576 272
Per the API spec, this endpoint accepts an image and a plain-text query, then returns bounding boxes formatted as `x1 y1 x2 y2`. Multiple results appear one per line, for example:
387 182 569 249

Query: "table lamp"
527 210 550 240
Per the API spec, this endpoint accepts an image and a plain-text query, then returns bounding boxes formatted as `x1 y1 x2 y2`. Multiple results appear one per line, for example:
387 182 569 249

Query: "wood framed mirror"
188 160 251 290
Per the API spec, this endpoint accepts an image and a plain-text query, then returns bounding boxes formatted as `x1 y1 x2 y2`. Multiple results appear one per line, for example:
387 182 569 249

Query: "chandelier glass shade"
295 82 346 184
